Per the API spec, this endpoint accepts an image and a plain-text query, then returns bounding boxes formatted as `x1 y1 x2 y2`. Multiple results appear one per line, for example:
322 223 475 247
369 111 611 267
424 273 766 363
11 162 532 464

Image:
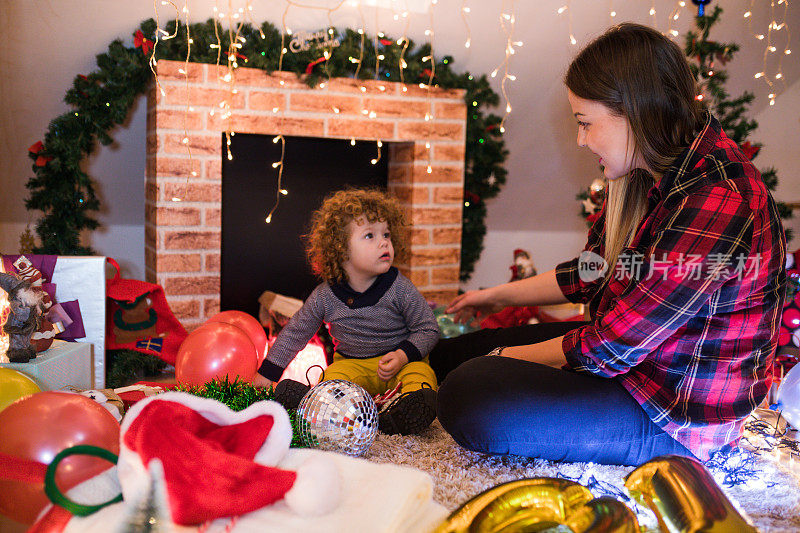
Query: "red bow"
379 38 393 46
305 56 328 74
28 141 44 154
36 156 54 167
740 141 760 160
134 30 153 55
420 68 433 78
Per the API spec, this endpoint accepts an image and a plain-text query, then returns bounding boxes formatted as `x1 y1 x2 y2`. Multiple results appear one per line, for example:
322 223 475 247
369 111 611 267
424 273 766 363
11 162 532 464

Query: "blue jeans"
432 323 696 466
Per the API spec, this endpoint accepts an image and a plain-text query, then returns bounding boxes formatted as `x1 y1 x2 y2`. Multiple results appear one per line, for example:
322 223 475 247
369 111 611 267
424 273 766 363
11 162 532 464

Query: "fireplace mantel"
146 60 466 328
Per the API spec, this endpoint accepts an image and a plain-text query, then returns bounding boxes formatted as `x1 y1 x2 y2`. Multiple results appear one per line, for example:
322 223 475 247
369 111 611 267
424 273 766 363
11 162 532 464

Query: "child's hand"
377 349 409 381
252 373 274 389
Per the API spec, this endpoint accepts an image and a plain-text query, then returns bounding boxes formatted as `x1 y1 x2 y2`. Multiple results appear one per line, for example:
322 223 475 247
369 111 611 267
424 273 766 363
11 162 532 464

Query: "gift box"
0 255 106 388
0 339 93 390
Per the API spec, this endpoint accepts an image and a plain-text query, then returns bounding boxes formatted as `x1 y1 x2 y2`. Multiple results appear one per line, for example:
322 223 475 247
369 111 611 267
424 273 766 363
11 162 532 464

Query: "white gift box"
0 339 93 390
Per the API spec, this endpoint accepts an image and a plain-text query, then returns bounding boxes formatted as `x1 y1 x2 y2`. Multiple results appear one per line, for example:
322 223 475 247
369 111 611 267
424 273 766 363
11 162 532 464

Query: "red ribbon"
134 30 154 55
305 56 328 74
36 155 54 167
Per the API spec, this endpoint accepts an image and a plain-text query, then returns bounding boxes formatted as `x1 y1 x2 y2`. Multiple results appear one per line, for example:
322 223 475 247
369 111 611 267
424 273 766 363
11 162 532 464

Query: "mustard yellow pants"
321 353 437 396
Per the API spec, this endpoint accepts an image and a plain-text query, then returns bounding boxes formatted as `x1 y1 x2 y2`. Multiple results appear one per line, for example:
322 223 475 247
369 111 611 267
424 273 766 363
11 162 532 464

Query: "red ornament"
304 56 328 74
134 30 154 55
28 141 44 154
739 141 760 160
782 306 800 329
379 38 393 46
420 68 433 78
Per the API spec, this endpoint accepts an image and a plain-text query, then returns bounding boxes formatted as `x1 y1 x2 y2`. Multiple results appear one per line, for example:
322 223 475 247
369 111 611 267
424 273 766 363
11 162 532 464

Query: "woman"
432 23 785 466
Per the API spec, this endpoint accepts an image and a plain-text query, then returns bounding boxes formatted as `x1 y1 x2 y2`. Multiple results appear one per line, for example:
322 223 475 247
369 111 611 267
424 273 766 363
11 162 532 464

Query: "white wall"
1 1 798 287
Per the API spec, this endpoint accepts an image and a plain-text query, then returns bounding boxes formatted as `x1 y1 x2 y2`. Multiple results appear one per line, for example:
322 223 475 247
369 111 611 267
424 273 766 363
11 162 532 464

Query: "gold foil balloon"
435 477 639 533
565 496 640 533
624 455 757 532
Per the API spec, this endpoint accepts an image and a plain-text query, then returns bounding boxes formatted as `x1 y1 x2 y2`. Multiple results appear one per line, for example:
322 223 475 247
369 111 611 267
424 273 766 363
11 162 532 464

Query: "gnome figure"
0 272 45 362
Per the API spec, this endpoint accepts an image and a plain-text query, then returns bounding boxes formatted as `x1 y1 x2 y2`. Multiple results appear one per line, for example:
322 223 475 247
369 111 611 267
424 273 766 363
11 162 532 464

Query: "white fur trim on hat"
283 455 340 516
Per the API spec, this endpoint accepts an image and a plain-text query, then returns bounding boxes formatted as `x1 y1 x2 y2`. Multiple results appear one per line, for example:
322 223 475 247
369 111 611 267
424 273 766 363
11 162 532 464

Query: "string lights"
666 1 687 39
462 0 472 50
557 1 577 46
746 0 791 106
423 0 438 174
492 1 520 135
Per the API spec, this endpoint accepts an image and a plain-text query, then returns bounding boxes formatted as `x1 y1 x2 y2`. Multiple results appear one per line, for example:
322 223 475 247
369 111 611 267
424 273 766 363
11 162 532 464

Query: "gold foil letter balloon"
624 455 757 532
435 477 639 532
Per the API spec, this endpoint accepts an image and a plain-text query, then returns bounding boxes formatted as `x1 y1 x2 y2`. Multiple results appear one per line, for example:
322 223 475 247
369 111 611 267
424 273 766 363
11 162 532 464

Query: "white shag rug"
365 416 800 532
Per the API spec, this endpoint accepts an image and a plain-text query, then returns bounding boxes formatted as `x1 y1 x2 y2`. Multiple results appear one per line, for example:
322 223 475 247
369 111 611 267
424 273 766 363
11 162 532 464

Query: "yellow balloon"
435 477 639 533
625 455 757 533
0 367 42 412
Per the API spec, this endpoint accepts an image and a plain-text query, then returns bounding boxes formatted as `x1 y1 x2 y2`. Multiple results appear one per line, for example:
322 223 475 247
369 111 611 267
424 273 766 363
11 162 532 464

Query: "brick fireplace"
146 60 466 328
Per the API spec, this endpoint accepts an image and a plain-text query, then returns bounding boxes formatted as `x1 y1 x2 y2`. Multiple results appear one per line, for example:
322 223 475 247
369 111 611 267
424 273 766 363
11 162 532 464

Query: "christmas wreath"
25 18 508 282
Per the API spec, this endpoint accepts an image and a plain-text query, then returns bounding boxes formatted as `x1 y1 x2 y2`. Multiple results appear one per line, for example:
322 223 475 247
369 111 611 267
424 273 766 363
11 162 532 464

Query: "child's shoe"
273 379 310 410
378 386 437 435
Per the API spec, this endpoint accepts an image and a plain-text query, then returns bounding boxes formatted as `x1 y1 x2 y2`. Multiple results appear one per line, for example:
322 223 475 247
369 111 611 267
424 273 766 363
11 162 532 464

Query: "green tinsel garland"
175 377 305 447
25 18 508 282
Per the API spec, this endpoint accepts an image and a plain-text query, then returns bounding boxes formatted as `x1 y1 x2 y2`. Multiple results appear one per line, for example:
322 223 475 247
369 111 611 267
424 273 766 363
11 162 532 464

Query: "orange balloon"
176 322 258 387
207 310 268 365
0 391 120 524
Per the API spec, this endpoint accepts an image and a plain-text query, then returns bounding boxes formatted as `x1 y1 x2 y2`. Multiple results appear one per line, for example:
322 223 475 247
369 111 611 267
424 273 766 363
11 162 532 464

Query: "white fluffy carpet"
365 412 800 532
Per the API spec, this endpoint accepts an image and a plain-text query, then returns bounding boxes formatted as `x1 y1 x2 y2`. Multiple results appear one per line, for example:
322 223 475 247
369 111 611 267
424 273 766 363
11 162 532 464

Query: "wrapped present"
0 339 93 390
1 255 105 387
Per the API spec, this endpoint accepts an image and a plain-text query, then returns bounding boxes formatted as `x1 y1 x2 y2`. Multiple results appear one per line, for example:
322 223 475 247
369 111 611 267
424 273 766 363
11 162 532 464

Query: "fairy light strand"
423 0 438 174
462 0 472 49
609 0 616 22
650 0 658 29
557 2 577 46
174 0 196 202
666 1 687 39
492 1 519 134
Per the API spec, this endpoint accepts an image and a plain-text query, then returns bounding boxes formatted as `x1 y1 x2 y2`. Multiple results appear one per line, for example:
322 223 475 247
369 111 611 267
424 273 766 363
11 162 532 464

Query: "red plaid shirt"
556 113 786 460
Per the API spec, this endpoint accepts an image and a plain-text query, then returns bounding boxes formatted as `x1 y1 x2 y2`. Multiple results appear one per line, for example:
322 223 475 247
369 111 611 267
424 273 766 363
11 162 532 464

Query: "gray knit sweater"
258 267 440 381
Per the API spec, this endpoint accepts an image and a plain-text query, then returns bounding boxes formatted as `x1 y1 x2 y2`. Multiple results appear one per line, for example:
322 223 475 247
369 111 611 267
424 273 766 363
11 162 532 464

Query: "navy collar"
330 267 399 308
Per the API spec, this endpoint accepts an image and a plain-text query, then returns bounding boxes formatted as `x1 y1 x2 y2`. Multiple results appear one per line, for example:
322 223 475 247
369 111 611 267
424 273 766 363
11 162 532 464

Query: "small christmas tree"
686 6 793 240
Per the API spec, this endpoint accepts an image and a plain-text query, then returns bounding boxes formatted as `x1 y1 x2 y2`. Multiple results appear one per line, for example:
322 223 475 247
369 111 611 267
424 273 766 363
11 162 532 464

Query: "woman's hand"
377 349 409 381
252 373 274 390
446 289 505 324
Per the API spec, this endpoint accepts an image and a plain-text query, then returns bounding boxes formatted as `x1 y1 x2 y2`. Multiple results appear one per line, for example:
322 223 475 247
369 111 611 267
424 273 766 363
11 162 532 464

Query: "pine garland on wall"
24 18 508 282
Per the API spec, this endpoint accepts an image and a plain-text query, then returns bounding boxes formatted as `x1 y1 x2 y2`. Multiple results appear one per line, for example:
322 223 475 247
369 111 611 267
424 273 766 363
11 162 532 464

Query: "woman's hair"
307 188 408 284
565 23 703 275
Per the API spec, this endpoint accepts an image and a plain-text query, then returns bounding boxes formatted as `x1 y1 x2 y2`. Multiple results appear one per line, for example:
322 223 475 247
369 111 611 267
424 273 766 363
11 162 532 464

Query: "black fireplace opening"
221 134 389 318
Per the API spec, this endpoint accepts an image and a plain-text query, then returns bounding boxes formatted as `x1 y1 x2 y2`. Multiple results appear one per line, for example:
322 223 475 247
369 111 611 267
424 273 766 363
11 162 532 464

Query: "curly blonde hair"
307 188 407 284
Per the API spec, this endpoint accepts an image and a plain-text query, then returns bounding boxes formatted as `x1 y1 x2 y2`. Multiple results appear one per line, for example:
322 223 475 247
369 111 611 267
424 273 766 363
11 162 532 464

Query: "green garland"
175 377 304 447
25 18 507 281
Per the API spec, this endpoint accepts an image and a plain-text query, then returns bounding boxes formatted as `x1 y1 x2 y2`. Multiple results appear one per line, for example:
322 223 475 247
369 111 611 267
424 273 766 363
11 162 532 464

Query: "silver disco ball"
296 379 378 456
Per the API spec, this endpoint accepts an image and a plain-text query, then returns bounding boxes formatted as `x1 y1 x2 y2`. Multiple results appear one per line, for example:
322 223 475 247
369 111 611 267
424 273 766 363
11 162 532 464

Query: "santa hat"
118 392 340 525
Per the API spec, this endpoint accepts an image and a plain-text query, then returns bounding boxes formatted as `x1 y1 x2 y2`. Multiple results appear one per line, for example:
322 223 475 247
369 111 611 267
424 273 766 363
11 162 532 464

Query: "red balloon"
782 306 800 329
0 392 120 524
207 310 268 365
176 322 258 387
